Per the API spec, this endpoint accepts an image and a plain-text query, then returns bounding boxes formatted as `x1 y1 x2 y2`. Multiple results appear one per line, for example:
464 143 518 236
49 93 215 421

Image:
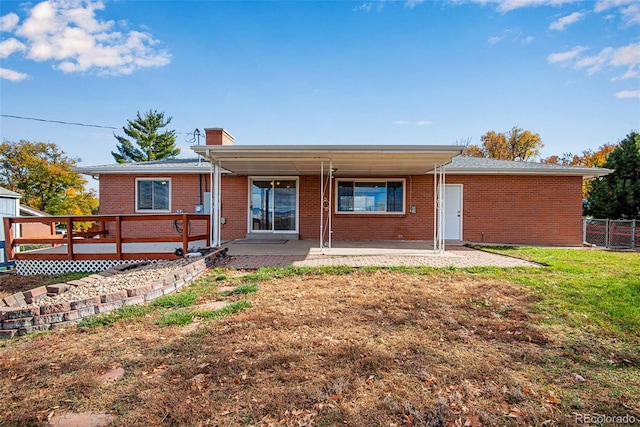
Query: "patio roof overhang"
191 144 463 176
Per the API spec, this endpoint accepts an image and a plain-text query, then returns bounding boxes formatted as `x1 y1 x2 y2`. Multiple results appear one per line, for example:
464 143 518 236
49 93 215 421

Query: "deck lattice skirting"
15 259 150 276
0 249 227 339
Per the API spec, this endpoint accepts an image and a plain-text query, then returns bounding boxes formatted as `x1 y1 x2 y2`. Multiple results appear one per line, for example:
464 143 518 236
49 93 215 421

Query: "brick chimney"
205 128 234 145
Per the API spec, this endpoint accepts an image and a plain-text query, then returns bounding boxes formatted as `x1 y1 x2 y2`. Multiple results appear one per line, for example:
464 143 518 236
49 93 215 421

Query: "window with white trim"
336 179 405 213
136 178 171 212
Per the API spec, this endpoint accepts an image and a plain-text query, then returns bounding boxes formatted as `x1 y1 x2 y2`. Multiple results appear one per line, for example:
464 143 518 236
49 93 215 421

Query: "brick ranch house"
76 128 611 248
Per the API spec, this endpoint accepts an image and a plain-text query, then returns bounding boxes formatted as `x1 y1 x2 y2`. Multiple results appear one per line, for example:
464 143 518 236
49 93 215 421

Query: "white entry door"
444 184 463 241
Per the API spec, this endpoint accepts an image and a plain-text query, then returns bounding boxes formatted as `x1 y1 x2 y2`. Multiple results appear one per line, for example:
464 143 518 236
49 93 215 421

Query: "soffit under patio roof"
191 145 463 176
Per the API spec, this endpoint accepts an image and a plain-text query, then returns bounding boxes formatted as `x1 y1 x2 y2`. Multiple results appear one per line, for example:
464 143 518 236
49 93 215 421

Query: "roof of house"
75 153 613 178
0 187 21 198
445 156 612 178
75 158 214 175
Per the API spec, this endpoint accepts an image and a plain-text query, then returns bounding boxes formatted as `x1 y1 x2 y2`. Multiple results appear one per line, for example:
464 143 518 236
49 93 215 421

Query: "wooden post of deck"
182 213 189 256
66 217 74 260
3 217 15 260
115 215 122 260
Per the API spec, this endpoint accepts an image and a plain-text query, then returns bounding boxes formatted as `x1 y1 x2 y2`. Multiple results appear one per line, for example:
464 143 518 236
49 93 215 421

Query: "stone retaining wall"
0 249 227 339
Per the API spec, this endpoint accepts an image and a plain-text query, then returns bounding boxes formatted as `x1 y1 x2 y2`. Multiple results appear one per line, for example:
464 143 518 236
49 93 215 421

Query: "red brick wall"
219 176 247 241
98 173 584 245
99 174 210 238
447 174 583 245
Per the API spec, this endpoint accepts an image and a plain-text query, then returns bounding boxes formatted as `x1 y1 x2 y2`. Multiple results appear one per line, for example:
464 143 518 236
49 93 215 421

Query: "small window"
136 178 171 212
336 180 405 214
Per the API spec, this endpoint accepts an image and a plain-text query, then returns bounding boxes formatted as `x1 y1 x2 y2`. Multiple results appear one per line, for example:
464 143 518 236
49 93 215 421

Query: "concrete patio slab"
221 240 539 269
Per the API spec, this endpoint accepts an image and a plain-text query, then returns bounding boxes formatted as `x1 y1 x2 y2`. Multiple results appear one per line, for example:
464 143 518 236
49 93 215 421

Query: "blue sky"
1 0 639 182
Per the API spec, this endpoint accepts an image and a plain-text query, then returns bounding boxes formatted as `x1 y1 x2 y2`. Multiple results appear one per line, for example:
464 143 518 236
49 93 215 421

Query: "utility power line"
1 114 191 136
1 114 118 130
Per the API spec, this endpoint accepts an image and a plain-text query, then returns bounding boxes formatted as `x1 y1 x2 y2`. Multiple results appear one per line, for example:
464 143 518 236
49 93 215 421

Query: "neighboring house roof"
445 156 612 178
0 187 21 199
75 158 215 175
20 204 50 217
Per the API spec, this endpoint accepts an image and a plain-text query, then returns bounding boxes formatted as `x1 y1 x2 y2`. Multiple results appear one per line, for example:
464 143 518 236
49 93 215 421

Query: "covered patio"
192 143 463 252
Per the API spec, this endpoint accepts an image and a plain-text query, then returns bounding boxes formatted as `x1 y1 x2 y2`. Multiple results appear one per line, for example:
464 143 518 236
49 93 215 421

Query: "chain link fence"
583 218 638 249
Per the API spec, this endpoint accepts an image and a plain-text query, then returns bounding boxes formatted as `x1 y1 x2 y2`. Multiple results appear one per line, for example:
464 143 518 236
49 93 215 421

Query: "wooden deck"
3 214 211 261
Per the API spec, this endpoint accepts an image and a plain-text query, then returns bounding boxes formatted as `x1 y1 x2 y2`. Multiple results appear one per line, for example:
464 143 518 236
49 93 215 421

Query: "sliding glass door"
250 178 297 233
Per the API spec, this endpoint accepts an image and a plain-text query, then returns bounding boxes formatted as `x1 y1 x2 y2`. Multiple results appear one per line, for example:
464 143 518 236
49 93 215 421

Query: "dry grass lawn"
0 265 638 426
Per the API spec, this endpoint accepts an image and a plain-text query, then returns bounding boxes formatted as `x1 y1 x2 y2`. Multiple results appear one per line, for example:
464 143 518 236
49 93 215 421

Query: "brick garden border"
0 249 228 339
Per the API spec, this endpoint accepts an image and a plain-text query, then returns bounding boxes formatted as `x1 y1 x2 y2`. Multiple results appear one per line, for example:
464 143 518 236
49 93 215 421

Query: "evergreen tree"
587 132 640 219
112 110 180 163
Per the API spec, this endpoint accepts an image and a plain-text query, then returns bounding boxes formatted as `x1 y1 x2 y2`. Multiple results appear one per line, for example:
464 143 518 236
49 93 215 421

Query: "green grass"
155 310 193 327
194 300 252 320
224 283 259 296
151 292 198 308
243 265 355 282
78 305 154 328
155 300 253 326
476 246 640 336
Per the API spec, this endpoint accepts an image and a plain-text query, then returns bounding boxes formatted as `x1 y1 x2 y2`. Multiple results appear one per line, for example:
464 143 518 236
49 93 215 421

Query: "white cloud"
549 11 585 30
522 36 535 44
405 0 426 9
4 0 170 77
610 42 640 68
0 38 26 58
547 46 588 64
395 120 411 125
0 68 29 81
488 35 504 44
416 120 433 126
614 89 640 98
549 43 640 80
595 0 640 25
575 47 614 74
353 3 373 12
0 12 20 32
462 0 579 12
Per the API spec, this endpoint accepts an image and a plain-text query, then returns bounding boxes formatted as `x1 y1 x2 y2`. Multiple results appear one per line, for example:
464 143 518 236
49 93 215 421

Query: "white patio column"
212 160 222 247
328 162 333 250
320 161 324 250
209 160 214 246
433 163 445 254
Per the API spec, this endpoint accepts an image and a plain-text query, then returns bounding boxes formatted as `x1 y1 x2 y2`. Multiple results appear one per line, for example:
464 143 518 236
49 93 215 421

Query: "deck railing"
3 214 211 261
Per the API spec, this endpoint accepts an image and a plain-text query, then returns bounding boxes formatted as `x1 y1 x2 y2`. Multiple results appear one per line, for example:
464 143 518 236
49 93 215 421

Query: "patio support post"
320 161 324 250
328 161 333 250
209 161 214 246
433 163 445 254
212 160 222 247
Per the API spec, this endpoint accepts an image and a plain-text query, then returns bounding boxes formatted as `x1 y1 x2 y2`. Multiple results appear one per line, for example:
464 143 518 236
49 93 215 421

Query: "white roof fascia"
445 166 613 178
192 144 462 157
75 164 222 175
